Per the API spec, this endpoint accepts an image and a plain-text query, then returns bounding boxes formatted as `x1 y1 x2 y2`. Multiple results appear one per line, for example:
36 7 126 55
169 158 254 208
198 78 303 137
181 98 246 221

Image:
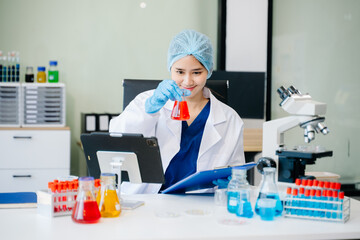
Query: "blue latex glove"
212 176 232 189
145 80 191 114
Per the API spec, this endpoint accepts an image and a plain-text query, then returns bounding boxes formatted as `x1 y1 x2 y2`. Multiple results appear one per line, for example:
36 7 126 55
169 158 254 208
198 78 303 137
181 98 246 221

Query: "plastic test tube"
291 188 299 215
315 189 323 218
309 189 316 217
286 187 292 214
338 191 344 219
320 190 327 218
304 189 311 216
307 179 313 190
332 191 339 219
313 179 319 189
326 190 333 218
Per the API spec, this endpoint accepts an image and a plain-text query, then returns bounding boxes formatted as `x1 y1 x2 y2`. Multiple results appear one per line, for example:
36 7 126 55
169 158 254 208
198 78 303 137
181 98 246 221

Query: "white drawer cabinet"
0 127 70 192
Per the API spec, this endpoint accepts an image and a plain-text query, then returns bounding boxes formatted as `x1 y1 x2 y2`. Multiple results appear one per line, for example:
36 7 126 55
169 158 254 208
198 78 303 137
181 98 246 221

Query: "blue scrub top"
160 100 211 192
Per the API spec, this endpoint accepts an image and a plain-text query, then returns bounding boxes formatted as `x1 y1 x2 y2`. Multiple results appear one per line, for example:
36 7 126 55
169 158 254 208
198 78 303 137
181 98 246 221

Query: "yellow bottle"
96 173 121 217
37 66 46 83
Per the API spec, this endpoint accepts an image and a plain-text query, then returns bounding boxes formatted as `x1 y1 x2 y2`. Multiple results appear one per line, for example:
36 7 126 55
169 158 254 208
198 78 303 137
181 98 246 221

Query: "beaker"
97 173 121 218
71 176 101 224
171 90 190 120
255 167 283 217
227 167 253 218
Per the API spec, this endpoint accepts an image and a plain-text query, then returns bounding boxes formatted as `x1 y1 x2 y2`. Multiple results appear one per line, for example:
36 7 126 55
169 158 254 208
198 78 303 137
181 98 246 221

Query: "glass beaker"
72 176 101 224
171 90 190 120
97 173 121 218
227 167 253 218
255 167 283 217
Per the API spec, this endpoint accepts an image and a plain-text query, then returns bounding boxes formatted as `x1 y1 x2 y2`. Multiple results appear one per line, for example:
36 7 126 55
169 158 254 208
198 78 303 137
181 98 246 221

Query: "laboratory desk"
1 194 360 240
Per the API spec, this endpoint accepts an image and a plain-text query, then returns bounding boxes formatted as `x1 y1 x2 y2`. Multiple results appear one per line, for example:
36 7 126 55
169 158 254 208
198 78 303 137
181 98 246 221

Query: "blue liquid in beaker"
255 193 283 217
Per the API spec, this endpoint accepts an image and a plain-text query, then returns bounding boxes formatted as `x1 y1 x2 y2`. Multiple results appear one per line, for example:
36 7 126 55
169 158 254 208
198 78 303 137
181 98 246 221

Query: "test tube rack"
37 190 77 217
283 196 350 223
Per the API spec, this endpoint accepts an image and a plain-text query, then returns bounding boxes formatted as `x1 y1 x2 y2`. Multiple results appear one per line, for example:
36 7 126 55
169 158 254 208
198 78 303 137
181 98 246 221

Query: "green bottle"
48 60 59 83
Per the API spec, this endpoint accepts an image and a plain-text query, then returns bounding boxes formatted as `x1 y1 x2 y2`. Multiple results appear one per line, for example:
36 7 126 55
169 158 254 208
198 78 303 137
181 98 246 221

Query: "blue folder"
0 192 37 208
161 162 257 194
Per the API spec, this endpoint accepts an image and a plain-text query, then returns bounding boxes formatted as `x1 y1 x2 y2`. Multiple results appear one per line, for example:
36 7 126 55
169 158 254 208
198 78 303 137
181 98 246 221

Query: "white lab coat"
109 87 245 194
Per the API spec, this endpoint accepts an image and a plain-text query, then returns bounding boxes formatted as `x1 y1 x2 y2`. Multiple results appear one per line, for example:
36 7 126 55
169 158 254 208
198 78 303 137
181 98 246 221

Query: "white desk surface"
1 194 360 240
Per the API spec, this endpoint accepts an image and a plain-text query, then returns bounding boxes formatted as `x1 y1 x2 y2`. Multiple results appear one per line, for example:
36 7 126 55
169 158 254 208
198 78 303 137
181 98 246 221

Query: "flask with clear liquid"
96 173 121 217
227 167 254 218
255 167 283 216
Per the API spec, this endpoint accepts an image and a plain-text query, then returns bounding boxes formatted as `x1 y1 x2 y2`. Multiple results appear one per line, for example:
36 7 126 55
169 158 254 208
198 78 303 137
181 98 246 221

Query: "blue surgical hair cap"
167 29 214 79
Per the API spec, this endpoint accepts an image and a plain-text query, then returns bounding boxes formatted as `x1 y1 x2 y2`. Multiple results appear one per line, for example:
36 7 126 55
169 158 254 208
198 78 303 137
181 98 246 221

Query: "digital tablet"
81 132 165 184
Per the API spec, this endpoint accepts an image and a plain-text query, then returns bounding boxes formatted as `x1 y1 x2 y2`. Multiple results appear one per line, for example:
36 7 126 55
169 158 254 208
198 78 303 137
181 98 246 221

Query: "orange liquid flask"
171 91 190 120
96 173 121 218
72 177 101 224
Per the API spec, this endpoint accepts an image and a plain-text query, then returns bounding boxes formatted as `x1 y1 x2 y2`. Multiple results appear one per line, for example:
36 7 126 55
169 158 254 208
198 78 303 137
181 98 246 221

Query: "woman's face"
171 55 208 100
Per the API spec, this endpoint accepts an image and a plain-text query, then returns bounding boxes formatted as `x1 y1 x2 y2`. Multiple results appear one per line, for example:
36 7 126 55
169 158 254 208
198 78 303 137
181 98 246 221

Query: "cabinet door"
0 130 70 169
0 169 69 192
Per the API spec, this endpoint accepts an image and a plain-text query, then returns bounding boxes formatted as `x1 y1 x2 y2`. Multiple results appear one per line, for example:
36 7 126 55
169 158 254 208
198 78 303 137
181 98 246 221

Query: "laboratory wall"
0 0 218 176
272 0 360 183
1 0 359 184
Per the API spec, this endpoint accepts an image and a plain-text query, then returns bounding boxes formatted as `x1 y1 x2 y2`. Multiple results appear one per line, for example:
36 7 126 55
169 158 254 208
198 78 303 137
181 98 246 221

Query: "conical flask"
72 177 101 223
97 173 121 217
255 167 283 216
171 90 190 120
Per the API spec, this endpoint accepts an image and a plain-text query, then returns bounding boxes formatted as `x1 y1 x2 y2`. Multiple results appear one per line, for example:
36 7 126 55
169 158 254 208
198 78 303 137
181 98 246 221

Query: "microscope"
261 86 333 183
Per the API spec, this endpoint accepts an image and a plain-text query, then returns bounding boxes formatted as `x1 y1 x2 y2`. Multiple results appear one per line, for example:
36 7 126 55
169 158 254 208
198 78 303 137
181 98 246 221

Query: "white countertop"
1 194 360 240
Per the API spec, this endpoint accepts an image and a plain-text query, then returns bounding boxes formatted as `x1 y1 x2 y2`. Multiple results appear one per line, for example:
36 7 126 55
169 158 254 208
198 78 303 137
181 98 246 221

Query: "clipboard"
161 162 257 194
81 132 165 184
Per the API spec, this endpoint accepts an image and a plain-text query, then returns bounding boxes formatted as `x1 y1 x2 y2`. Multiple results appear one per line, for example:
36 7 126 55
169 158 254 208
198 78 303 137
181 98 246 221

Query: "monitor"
80 132 165 184
209 71 266 119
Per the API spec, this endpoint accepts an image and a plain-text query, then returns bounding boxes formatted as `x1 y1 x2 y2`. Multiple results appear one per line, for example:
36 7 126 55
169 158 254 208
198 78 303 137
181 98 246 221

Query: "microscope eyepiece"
277 86 290 100
288 86 300 95
317 122 329 135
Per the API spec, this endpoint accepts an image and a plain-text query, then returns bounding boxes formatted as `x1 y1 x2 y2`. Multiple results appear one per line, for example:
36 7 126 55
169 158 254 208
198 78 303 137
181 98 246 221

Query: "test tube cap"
333 191 338 198
292 188 298 196
327 190 333 197
302 179 308 186
307 179 313 187
339 191 345 199
313 179 319 187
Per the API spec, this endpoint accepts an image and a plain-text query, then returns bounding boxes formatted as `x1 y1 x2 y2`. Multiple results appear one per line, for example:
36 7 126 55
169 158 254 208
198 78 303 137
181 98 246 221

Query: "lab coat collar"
197 88 226 165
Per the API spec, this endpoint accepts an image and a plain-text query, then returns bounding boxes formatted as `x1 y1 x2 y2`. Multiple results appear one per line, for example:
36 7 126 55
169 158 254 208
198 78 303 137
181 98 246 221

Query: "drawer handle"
13 136 32 139
12 175 32 178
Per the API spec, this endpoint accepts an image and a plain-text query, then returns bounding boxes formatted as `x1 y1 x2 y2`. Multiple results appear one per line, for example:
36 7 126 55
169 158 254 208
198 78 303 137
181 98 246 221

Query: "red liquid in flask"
171 101 190 120
72 201 101 224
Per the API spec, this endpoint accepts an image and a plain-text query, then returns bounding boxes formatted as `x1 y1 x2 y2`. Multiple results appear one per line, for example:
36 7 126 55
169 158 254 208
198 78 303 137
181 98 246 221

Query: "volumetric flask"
171 90 190 120
72 176 101 224
97 173 121 218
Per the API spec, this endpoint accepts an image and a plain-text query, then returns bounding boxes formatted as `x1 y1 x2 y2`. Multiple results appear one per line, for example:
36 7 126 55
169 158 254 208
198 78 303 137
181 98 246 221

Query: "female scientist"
109 29 245 194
